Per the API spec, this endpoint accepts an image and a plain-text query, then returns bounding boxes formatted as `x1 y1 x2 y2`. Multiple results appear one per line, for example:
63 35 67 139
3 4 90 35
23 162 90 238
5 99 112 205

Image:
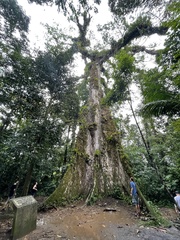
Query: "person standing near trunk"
174 190 180 214
2 180 19 210
8 180 19 199
130 177 140 216
31 182 38 197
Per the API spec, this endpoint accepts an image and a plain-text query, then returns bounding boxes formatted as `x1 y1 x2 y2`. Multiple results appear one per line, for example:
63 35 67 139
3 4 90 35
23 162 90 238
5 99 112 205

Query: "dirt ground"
0 197 180 240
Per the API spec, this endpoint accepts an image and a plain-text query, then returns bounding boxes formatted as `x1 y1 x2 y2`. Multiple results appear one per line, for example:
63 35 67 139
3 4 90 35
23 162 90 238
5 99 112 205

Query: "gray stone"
11 196 37 239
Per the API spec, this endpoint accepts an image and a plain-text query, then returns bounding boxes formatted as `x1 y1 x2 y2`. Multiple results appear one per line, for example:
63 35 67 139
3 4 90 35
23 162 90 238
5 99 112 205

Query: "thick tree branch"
131 46 159 55
73 14 167 66
99 25 168 63
74 11 91 45
72 10 92 62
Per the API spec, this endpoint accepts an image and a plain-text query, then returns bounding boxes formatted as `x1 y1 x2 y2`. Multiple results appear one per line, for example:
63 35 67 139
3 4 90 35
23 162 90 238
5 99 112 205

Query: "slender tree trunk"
128 97 174 199
21 97 55 196
22 161 34 196
63 125 70 165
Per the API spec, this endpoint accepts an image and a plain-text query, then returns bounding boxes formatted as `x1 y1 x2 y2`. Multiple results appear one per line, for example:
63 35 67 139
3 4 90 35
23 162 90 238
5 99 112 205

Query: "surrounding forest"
0 0 180 224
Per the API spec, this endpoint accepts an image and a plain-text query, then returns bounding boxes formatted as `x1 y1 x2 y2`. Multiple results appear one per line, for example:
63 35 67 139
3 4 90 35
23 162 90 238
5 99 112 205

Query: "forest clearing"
0 0 180 239
1 197 180 240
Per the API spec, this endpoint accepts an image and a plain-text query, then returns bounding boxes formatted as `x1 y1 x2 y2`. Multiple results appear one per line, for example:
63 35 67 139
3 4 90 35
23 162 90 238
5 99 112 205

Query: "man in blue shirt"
130 177 140 216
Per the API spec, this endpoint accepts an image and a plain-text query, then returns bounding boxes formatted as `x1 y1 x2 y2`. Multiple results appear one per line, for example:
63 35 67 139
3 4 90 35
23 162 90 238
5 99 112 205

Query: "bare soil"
0 197 180 240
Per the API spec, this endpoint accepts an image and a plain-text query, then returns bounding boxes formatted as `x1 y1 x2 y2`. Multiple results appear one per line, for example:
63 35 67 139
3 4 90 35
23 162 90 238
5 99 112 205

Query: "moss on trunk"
43 62 170 227
44 62 132 206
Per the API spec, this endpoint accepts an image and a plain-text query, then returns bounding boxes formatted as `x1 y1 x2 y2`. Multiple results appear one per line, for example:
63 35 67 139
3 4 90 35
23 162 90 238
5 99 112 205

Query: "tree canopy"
140 1 180 117
0 0 179 226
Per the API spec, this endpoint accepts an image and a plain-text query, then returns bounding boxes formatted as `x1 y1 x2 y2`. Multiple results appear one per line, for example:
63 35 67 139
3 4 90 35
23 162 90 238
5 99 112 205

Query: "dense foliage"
0 1 79 197
0 0 179 209
111 1 180 205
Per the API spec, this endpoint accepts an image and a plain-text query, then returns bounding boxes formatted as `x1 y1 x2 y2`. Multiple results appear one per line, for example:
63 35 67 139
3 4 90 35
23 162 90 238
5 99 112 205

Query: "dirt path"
1 198 180 240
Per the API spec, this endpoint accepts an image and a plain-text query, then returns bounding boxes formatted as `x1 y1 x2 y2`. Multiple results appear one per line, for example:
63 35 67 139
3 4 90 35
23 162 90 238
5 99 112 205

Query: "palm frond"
141 99 180 117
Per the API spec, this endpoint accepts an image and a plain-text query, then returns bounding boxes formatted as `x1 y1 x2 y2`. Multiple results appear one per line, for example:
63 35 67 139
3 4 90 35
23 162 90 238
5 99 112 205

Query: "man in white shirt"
174 191 180 214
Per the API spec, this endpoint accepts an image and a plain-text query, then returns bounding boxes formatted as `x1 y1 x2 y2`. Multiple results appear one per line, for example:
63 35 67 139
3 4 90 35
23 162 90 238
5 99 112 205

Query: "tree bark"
45 61 132 206
22 161 34 196
43 6 170 226
44 61 170 227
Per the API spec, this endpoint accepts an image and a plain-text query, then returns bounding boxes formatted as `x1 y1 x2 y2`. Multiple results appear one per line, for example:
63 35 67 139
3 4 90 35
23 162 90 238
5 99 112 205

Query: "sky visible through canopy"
17 0 165 67
17 0 114 77
17 0 111 49
16 0 166 120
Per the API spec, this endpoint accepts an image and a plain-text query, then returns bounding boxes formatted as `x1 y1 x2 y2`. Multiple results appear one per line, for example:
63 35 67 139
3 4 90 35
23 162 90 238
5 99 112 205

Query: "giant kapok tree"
28 0 173 222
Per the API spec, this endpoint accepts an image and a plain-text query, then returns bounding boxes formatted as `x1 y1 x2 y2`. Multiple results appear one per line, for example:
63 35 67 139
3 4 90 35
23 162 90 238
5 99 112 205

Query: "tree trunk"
44 61 171 227
45 62 132 206
22 161 34 196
